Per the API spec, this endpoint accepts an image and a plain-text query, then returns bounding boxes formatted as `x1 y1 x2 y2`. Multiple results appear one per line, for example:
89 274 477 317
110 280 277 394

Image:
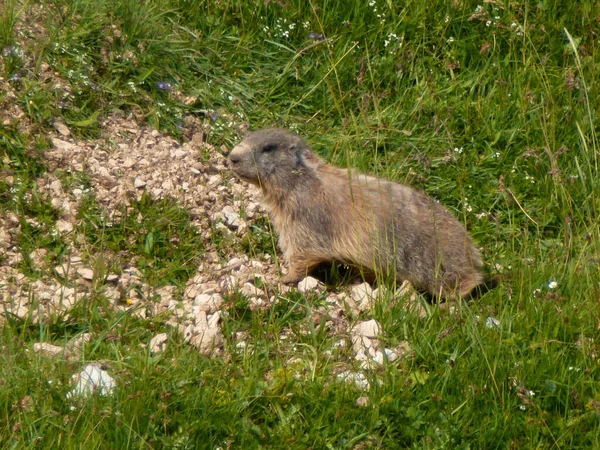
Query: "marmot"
229 128 485 299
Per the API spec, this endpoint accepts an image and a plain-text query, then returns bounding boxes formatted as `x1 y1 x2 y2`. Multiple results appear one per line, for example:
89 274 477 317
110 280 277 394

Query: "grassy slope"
1 0 600 448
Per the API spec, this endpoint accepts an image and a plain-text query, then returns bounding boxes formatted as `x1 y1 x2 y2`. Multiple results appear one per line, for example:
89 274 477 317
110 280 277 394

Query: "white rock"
123 157 136 168
352 319 381 338
51 137 75 151
77 268 94 280
239 282 264 297
227 257 244 268
396 280 413 297
384 348 400 362
67 363 116 398
350 282 374 311
134 178 147 188
193 293 223 313
220 275 238 292
188 327 223 356
33 342 66 357
149 333 168 353
207 311 221 328
297 276 323 293
356 396 370 407
222 206 241 228
56 220 74 234
485 317 501 329
53 121 71 136
351 319 382 355
337 371 370 390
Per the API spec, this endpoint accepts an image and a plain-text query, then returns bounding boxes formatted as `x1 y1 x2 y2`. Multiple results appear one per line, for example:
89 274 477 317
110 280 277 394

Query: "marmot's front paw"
280 271 302 285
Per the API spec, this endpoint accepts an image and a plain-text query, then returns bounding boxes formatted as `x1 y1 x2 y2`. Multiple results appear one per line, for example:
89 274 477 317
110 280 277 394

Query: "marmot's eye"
262 144 277 153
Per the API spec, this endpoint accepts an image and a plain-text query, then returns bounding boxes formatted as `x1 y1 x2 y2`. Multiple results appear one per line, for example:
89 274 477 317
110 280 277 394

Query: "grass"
1 0 600 448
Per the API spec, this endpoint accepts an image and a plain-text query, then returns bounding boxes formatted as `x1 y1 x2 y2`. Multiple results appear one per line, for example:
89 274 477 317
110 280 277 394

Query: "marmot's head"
229 129 315 188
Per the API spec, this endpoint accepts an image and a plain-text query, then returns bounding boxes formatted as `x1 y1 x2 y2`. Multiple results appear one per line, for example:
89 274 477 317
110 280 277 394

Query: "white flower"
548 280 558 289
447 36 455 43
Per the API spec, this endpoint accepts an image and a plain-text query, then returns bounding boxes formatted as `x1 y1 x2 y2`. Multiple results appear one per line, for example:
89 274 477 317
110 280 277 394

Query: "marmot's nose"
229 153 240 164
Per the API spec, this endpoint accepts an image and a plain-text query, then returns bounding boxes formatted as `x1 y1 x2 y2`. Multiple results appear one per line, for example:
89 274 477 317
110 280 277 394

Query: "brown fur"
228 128 484 299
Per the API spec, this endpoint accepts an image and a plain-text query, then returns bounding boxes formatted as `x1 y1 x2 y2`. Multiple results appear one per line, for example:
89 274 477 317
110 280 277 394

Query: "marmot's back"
229 128 484 299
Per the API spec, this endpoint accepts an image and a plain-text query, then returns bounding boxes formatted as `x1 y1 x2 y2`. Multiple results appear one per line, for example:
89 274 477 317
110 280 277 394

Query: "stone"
356 396 370 407
53 121 71 136
297 276 323 294
67 363 116 398
149 333 168 353
352 319 381 338
51 137 75 151
77 268 94 280
193 293 223 313
337 371 370 390
351 319 382 355
350 282 374 311
33 342 67 357
187 326 224 356
239 282 264 297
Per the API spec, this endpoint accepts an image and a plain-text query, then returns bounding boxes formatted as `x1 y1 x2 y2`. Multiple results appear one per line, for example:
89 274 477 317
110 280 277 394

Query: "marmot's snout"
228 142 259 183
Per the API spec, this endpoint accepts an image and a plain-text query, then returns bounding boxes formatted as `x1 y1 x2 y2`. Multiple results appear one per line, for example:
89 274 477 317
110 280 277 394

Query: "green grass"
2 0 600 448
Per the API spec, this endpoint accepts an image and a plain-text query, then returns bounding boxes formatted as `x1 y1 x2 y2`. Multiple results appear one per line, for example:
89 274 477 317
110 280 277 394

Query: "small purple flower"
308 32 323 41
9 73 21 82
210 111 218 121
176 123 184 130
156 81 171 90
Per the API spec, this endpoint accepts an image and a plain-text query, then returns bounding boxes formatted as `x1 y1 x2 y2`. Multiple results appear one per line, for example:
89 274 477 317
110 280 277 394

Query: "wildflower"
308 32 323 40
447 36 455 43
210 111 218 121
453 147 463 154
156 81 171 90
384 33 398 47
444 15 450 23
548 280 558 289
